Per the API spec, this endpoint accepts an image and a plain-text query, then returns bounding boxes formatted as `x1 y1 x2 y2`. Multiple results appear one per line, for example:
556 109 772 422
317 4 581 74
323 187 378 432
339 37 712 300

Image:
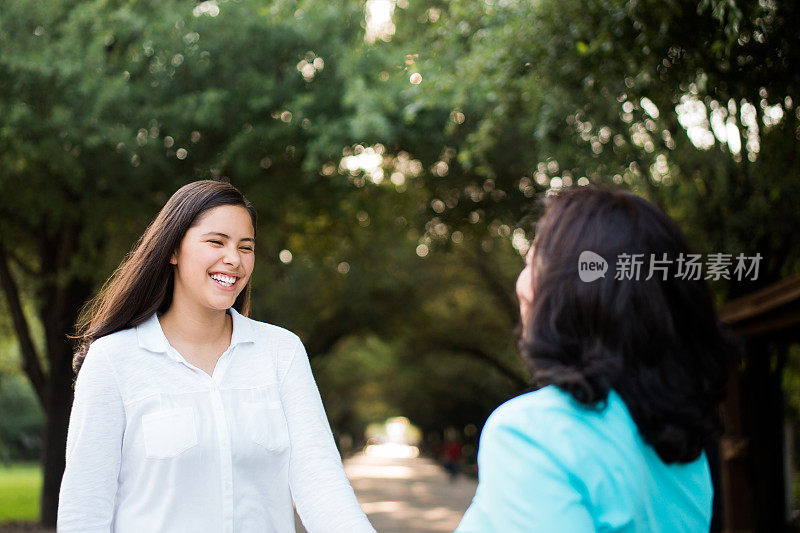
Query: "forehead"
190 205 254 235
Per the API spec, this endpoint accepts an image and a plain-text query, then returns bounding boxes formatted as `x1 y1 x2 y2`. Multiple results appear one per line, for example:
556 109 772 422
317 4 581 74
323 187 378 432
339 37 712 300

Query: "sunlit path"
296 449 477 532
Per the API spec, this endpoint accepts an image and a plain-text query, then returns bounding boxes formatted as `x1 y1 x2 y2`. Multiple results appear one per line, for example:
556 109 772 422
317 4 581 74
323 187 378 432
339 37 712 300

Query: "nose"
222 245 242 268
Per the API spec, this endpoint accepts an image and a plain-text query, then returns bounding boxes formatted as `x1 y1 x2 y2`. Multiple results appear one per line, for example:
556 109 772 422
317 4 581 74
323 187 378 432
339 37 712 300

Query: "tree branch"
463 245 520 324
433 339 529 389
7 248 41 278
0 238 47 404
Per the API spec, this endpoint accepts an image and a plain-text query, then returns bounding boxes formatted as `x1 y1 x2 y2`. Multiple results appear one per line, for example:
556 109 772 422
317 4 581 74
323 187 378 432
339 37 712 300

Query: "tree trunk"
39 277 93 527
39 336 76 527
743 340 788 533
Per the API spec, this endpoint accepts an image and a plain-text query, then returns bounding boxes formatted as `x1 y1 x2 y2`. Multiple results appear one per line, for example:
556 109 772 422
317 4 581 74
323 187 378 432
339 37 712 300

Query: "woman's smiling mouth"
209 273 238 289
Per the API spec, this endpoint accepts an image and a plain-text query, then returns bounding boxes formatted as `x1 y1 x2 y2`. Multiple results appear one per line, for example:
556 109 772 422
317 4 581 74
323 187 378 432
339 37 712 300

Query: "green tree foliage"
0 0 389 523
0 0 528 524
0 375 43 464
4 0 798 527
348 3 799 527
361 0 800 293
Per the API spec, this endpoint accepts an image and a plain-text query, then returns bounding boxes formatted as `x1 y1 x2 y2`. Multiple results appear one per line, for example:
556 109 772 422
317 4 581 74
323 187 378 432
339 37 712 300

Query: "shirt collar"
136 307 256 357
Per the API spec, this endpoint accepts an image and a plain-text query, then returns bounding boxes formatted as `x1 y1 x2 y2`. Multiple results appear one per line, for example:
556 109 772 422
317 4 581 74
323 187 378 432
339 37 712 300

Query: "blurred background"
0 0 798 531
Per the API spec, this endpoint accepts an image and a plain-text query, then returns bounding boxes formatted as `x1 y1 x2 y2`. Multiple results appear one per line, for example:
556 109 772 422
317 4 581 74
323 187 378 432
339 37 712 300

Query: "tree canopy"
1 0 798 526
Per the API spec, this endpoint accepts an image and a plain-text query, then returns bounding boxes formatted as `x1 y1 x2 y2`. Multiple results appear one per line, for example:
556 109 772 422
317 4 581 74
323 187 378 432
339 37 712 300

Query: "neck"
159 299 232 348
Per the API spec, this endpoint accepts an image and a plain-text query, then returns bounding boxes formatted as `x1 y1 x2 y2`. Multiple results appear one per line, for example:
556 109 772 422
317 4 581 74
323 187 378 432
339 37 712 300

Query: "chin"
206 296 236 309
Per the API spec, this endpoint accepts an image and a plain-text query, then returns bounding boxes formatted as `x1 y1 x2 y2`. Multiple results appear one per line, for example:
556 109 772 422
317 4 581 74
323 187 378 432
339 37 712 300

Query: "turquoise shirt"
456 385 712 532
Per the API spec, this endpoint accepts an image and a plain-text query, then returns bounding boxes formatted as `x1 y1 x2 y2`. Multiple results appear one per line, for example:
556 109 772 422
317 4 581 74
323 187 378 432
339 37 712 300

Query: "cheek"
179 244 218 274
197 246 221 265
244 254 256 275
516 265 533 304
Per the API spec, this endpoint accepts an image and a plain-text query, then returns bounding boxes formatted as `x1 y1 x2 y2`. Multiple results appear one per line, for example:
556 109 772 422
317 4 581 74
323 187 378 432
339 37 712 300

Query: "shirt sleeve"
455 407 594 533
280 339 375 533
57 343 125 533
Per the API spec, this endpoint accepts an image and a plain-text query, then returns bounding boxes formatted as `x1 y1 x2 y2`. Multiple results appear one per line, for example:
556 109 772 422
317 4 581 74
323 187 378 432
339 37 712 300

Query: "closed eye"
209 240 253 252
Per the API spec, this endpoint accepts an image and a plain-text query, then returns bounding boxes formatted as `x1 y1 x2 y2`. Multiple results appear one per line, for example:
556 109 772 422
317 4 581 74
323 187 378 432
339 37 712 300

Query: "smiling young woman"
159 204 256 376
59 180 375 533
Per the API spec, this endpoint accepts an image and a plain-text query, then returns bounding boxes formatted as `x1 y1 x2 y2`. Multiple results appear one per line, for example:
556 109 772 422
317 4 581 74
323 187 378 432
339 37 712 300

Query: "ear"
169 250 178 265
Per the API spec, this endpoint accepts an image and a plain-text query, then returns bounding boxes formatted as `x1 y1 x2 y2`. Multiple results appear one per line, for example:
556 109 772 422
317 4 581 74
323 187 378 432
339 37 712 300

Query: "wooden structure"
717 274 800 532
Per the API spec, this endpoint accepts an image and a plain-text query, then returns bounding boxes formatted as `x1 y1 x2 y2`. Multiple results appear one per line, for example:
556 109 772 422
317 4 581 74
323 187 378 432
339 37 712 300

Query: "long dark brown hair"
69 180 257 376
519 186 737 463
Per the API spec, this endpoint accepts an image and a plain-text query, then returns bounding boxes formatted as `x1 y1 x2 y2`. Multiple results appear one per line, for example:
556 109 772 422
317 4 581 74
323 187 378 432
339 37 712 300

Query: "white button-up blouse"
57 307 375 533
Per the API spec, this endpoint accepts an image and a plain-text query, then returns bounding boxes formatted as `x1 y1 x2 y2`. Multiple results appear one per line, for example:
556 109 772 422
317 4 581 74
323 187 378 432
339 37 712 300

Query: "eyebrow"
202 232 255 243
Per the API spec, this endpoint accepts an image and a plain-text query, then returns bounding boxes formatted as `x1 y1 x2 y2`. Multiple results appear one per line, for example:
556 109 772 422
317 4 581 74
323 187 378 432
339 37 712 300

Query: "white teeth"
210 274 236 286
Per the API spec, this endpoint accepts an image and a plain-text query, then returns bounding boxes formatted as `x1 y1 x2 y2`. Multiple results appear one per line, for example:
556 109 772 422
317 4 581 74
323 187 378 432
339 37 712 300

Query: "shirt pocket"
243 400 290 452
141 407 198 459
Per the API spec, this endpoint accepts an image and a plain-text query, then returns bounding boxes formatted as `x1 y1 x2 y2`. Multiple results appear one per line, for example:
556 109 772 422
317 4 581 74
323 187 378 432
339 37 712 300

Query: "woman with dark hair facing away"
456 186 736 532
58 180 375 532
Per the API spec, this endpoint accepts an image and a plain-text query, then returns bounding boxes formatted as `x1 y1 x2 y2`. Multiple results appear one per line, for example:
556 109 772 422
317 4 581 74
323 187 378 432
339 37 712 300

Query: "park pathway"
297 451 477 532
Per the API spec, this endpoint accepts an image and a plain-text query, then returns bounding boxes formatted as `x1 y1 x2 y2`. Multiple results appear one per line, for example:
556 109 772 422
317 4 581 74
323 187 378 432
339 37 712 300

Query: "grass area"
0 463 41 523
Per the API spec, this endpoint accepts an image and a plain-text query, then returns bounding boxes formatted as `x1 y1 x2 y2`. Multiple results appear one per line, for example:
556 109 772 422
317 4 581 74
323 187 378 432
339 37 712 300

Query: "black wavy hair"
519 186 737 463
